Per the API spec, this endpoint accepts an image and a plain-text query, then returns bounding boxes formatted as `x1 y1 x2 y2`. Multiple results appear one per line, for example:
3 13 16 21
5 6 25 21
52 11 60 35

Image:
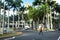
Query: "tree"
53 4 60 29
27 6 43 29
0 1 2 27
55 4 60 13
12 0 23 28
6 0 23 29
32 0 50 22
32 0 57 29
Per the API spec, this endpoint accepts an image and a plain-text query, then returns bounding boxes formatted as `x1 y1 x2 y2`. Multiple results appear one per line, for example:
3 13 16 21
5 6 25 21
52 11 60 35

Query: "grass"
0 32 22 38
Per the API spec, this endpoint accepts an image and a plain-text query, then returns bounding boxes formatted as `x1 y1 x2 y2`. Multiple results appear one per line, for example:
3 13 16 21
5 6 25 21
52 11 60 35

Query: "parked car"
24 25 30 30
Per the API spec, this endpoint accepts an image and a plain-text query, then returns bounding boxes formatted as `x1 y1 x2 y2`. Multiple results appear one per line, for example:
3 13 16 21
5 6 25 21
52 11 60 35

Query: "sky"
2 0 60 5
22 0 34 6
22 0 60 5
55 0 60 4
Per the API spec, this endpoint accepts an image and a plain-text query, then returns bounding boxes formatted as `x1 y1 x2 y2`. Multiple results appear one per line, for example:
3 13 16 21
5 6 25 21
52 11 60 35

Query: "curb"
0 32 23 39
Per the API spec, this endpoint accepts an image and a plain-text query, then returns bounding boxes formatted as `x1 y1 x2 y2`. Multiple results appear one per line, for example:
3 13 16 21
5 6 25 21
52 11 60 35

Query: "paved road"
4 31 60 40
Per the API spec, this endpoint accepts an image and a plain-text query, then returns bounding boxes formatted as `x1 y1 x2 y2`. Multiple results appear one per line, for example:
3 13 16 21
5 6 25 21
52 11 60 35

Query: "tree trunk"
33 21 35 30
0 7 1 28
2 11 5 34
37 18 39 28
50 7 53 29
50 12 53 29
35 21 37 30
18 11 19 28
47 13 50 29
13 11 14 29
30 20 31 28
8 10 9 29
22 12 24 28
43 17 44 23
46 14 50 29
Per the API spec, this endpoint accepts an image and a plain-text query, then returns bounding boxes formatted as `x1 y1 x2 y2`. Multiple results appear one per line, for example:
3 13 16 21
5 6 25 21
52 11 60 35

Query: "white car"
25 25 30 30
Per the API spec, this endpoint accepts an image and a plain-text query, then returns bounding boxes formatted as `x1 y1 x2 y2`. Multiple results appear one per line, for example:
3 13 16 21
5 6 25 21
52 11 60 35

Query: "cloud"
56 0 60 4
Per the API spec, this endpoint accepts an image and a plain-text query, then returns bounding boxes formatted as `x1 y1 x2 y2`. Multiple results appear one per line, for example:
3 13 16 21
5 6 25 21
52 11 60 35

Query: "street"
3 30 60 40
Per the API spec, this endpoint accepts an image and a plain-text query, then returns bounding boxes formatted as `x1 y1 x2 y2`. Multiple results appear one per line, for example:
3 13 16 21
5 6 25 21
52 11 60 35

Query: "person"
38 23 43 35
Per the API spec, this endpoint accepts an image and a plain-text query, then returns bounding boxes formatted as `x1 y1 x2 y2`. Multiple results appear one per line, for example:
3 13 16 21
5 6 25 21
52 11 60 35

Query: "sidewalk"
0 32 22 39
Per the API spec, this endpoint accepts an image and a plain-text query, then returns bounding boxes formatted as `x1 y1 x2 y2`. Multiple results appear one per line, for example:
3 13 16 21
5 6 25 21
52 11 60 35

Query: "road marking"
58 36 60 40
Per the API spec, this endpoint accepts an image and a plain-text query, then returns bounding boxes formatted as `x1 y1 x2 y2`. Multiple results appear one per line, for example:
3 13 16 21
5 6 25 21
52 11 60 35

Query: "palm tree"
53 4 60 29
46 0 56 29
0 0 9 34
5 0 10 30
2 0 6 34
32 0 57 29
32 0 49 29
0 1 2 14
0 0 2 28
11 0 23 30
20 6 26 28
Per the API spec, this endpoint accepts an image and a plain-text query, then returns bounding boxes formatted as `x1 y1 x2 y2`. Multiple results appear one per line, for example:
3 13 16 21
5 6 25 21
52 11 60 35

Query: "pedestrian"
38 24 43 35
